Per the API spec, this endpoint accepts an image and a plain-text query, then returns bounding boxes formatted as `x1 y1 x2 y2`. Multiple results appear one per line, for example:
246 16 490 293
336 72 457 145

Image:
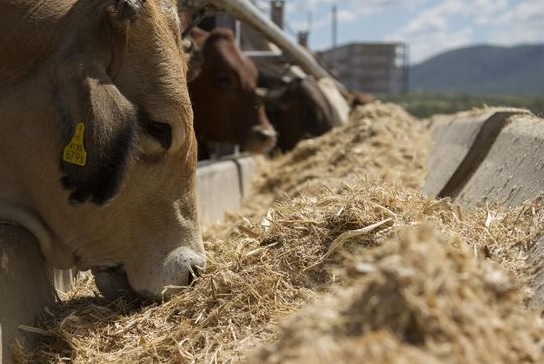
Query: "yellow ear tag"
63 122 87 166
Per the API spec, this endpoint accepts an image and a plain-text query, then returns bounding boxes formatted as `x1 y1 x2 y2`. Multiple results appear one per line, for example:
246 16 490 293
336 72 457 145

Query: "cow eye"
143 120 172 150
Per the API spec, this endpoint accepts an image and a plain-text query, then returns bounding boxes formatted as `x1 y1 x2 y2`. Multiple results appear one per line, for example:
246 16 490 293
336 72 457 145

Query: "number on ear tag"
63 123 87 166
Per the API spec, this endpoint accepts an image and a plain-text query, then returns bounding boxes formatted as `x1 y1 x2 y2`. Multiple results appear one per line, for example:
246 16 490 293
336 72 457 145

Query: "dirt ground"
14 103 544 363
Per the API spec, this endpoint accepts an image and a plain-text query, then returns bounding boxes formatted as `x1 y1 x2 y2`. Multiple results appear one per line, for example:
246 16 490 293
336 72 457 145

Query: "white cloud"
465 0 509 24
495 0 544 26
383 0 542 62
290 0 430 33
397 26 474 63
388 1 465 38
257 0 543 62
488 0 544 45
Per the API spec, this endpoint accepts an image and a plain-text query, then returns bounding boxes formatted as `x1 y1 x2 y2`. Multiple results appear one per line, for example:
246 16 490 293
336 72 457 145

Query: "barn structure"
316 42 409 95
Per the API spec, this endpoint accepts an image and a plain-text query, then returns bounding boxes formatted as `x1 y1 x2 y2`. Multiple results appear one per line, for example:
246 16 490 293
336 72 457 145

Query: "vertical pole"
404 43 410 93
270 0 285 29
332 5 337 49
331 4 338 75
298 31 309 48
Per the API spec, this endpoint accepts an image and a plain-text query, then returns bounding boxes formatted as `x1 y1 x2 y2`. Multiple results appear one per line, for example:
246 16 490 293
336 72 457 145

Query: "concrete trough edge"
424 109 544 309
422 107 529 197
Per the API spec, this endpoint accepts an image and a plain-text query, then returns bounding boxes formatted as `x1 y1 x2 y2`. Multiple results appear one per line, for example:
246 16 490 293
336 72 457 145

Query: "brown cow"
187 27 277 159
259 72 341 152
0 0 204 299
240 24 343 152
347 90 375 108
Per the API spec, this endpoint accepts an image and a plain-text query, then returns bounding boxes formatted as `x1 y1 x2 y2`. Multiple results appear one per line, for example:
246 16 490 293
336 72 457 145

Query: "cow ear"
57 69 138 205
55 30 138 205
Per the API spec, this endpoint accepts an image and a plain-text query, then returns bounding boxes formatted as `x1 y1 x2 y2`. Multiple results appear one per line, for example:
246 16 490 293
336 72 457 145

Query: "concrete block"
0 224 55 364
196 155 258 225
454 113 544 207
423 108 528 198
425 110 543 308
197 160 243 225
233 155 257 198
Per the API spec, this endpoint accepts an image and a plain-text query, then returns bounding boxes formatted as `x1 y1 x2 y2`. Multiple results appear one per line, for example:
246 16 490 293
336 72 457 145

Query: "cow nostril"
187 263 204 286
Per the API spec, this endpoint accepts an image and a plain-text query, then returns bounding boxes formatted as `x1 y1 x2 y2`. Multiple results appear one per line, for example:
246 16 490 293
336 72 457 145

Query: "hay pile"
14 104 544 363
256 102 429 199
250 222 544 364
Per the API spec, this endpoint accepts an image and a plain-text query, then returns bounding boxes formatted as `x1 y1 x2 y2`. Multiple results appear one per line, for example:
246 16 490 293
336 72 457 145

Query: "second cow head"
187 27 277 158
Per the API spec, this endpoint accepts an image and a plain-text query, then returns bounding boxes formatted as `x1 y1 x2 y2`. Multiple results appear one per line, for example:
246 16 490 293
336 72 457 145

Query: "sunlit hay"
255 102 430 203
16 104 544 363
19 184 544 363
249 225 544 364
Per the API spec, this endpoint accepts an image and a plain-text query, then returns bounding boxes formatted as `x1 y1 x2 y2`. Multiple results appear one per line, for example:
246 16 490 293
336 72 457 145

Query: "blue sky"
255 0 544 64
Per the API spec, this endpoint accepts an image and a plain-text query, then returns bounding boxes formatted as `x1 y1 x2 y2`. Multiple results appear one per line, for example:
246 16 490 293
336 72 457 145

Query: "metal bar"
179 0 331 80
244 50 283 57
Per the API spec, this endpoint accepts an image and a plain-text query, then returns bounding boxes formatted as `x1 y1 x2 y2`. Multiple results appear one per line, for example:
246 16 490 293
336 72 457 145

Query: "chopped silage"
250 224 544 364
14 103 544 363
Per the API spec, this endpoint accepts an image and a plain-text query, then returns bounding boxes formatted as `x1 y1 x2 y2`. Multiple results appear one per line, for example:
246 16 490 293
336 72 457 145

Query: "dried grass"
250 223 544 364
13 103 544 363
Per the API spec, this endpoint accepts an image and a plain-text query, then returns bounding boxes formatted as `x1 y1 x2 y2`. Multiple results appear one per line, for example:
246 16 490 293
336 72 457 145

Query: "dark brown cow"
259 72 341 152
240 24 343 152
187 27 277 159
347 90 375 108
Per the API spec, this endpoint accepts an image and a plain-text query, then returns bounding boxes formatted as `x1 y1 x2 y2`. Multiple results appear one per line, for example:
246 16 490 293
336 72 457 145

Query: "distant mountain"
409 44 544 97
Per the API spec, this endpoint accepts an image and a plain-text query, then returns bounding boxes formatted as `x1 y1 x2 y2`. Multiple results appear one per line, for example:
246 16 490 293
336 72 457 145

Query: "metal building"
316 43 409 95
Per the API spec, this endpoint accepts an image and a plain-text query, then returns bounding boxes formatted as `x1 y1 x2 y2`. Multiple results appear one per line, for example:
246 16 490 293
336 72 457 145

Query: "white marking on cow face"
124 246 205 298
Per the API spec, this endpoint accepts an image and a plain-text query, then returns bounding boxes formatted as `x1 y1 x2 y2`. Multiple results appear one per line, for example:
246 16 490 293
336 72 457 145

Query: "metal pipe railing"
179 0 331 80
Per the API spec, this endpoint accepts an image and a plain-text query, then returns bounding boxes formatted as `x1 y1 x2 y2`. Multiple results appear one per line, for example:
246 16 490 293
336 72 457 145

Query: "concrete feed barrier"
196 154 256 225
453 112 544 207
424 109 544 309
423 108 542 207
529 236 544 309
423 107 529 198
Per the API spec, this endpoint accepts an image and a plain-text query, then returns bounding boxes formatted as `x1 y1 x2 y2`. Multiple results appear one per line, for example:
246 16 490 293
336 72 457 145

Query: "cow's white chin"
243 133 277 155
123 246 206 300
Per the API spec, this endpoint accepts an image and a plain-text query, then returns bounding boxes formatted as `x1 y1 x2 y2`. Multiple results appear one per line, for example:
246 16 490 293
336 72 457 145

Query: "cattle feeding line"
179 0 350 125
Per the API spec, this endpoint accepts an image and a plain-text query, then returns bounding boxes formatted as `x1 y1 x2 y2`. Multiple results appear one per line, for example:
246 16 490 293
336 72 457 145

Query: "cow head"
188 28 277 156
261 75 338 152
1 0 204 299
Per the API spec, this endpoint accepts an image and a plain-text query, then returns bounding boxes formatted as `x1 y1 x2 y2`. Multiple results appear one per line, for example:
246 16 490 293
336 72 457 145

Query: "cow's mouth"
92 265 137 301
92 261 202 301
244 127 277 154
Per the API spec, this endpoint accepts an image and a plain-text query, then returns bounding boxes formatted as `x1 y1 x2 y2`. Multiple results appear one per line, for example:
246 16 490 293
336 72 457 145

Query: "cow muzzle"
93 246 206 300
245 125 277 154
